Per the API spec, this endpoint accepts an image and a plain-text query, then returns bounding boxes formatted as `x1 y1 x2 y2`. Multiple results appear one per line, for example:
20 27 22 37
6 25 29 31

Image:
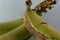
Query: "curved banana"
24 9 60 40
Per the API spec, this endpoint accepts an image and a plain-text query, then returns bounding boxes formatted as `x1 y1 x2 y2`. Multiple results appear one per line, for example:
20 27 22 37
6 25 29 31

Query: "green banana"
24 9 60 40
0 18 31 40
0 24 31 40
0 0 59 40
0 18 23 35
0 9 60 40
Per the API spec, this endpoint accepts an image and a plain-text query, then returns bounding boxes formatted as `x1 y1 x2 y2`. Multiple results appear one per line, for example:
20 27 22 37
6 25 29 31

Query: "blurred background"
0 0 60 40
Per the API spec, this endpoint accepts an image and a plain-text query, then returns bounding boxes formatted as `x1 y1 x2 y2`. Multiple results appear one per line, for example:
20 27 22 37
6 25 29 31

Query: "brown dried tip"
26 0 32 5
32 0 57 16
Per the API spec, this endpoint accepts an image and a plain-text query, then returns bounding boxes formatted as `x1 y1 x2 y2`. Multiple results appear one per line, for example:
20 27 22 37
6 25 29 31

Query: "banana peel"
0 10 60 40
0 9 60 40
0 18 31 40
24 9 60 40
0 18 23 35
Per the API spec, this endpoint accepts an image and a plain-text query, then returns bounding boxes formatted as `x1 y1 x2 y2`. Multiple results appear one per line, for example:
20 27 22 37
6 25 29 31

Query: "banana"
0 18 23 35
24 9 60 40
0 18 31 40
0 0 59 40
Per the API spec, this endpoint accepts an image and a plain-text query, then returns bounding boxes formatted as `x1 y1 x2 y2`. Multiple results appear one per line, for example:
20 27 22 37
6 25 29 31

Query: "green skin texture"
0 9 60 40
0 18 31 40
0 18 23 35
27 9 60 40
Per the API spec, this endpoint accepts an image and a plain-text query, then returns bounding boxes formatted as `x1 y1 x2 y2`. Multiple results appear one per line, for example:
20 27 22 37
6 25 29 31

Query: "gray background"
0 0 60 40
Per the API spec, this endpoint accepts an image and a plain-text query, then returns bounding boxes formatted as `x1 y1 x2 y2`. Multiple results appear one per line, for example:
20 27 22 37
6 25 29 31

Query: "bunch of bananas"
0 0 60 40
